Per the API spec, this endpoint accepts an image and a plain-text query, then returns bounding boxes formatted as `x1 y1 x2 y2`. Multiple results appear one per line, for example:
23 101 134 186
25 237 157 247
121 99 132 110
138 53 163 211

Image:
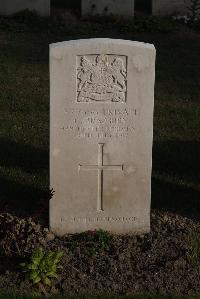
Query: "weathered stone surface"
0 0 50 16
152 0 190 16
82 0 134 17
50 39 156 236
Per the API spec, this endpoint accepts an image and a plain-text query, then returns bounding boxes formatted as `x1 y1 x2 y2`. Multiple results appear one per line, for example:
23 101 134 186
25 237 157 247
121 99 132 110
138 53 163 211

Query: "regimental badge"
77 54 127 103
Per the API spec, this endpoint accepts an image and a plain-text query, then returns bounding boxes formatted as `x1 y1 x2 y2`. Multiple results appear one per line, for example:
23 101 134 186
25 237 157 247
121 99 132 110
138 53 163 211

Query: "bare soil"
0 211 200 296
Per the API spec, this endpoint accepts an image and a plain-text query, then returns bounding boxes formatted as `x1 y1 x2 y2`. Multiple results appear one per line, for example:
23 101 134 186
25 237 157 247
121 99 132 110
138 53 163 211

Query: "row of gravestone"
0 0 190 17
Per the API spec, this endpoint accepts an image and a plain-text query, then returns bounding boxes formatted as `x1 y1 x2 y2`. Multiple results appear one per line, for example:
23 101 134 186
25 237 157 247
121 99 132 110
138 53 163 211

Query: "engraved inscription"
61 108 137 139
79 143 123 211
77 55 127 102
60 216 137 223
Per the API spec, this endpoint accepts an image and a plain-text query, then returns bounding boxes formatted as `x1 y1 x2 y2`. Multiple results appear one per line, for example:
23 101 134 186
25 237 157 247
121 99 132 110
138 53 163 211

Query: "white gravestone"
82 0 134 17
0 0 50 16
50 39 156 236
152 0 189 16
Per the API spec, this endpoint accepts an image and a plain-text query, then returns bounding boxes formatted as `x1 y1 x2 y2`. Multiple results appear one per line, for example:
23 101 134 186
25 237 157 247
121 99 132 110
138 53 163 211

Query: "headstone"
0 0 50 16
50 38 156 236
82 0 134 17
152 0 189 16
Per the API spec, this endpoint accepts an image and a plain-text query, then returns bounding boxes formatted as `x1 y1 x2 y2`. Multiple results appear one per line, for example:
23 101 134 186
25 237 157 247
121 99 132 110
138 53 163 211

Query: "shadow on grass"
0 138 48 173
152 178 200 219
153 140 200 180
0 138 49 223
0 176 49 223
152 140 200 220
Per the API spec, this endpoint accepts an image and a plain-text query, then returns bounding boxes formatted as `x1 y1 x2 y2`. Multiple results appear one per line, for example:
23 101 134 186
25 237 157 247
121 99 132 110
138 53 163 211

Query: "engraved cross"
79 143 123 212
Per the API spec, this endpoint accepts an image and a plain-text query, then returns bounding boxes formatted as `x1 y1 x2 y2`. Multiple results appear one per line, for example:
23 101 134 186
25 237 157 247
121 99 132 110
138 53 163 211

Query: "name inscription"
60 108 137 139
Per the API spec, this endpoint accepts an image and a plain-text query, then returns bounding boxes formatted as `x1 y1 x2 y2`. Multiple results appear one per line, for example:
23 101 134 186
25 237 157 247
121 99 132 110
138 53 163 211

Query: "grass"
1 293 200 299
0 14 199 223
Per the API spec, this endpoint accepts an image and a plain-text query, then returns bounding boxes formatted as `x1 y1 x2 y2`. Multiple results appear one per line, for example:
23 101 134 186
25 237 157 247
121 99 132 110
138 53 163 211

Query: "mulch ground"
0 211 200 296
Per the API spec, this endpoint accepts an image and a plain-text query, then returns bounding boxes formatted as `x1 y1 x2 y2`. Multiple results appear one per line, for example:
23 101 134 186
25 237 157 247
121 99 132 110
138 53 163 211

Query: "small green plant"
95 229 113 251
187 233 200 266
68 229 113 256
20 248 63 286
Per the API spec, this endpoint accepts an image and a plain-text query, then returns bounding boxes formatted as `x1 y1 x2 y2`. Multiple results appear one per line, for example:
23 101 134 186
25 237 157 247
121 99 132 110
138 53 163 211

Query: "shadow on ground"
0 138 49 223
0 138 48 173
152 178 200 220
153 140 200 179
152 140 200 220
